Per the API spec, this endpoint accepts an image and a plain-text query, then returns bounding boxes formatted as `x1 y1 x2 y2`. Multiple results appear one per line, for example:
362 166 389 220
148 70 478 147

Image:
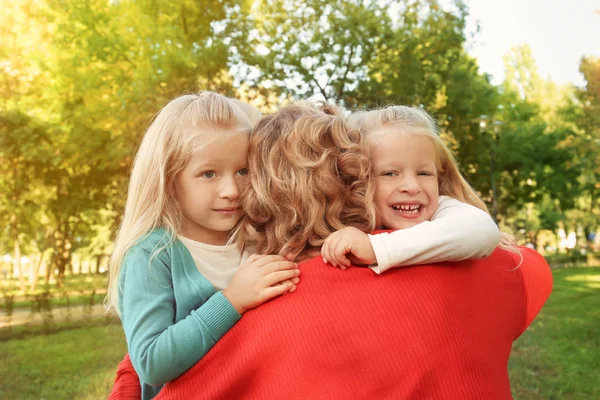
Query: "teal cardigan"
118 229 241 400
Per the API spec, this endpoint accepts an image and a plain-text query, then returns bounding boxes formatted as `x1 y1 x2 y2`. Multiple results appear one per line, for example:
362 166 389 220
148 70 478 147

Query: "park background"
1 0 599 398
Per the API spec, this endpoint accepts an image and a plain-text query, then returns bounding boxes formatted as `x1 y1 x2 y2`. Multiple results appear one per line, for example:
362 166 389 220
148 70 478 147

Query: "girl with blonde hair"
106 92 299 400
108 101 549 400
321 105 509 271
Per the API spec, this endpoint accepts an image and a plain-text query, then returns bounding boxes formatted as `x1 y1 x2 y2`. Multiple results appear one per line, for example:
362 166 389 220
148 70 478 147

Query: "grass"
509 266 600 399
0 266 598 399
0 311 114 341
0 322 127 400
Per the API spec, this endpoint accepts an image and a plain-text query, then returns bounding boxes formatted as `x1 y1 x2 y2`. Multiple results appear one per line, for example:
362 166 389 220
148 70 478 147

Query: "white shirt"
177 236 252 290
369 196 500 274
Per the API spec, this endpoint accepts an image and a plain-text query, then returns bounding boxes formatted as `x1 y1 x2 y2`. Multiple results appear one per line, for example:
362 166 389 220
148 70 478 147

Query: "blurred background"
1 0 598 399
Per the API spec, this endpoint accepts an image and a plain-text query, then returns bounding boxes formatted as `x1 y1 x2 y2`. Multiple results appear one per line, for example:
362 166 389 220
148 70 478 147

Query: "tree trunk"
45 256 53 285
53 225 64 287
95 254 104 274
54 232 72 288
29 251 46 292
13 235 27 294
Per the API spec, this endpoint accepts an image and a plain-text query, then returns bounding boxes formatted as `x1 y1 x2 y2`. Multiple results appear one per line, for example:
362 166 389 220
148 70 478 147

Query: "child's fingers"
261 281 295 301
276 277 300 294
264 269 300 287
279 280 291 295
321 237 333 264
333 239 352 268
274 276 300 287
261 260 298 275
323 234 342 267
326 234 347 268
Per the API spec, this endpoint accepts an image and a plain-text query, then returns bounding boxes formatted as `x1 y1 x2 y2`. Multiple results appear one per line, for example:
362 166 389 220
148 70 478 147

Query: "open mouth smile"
390 203 424 217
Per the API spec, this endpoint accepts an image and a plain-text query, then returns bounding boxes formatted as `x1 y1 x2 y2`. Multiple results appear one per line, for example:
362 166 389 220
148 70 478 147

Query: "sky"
461 0 600 87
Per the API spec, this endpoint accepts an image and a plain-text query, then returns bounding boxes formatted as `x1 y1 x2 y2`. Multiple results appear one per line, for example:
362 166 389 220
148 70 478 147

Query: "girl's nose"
398 176 421 195
219 176 239 200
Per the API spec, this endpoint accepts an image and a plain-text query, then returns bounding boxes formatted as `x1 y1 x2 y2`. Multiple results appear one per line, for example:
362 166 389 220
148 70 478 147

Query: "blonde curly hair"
237 101 377 260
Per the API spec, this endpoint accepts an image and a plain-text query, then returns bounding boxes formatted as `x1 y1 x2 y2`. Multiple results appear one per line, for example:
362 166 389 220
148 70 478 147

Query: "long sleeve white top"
369 196 500 274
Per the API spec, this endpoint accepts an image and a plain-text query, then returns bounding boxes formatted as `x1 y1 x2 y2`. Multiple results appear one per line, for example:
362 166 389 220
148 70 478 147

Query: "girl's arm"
119 247 241 386
369 196 500 274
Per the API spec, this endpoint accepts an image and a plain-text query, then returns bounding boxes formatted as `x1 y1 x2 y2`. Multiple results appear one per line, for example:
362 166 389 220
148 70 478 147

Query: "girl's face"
175 131 249 245
371 129 440 230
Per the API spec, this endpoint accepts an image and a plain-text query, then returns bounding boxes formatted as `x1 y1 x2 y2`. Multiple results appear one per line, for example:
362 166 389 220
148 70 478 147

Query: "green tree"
1 0 242 285
465 46 582 231
0 112 52 292
230 0 393 102
561 56 600 245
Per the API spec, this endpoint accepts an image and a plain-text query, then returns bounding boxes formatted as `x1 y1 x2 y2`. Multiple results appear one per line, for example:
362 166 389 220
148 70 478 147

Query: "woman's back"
156 246 551 400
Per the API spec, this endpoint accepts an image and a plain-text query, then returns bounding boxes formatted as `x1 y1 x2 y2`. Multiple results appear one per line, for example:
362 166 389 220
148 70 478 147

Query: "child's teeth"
392 204 421 214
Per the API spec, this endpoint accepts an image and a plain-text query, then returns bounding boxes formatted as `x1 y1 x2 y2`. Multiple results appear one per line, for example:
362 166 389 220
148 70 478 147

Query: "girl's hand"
244 254 300 295
242 254 299 291
321 227 377 270
222 255 300 314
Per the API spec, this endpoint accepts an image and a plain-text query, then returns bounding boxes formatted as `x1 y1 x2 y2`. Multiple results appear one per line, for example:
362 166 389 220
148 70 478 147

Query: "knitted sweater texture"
112 247 552 400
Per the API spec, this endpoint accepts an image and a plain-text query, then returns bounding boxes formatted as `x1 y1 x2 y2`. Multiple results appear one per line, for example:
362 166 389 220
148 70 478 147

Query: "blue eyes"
380 171 435 177
199 169 248 179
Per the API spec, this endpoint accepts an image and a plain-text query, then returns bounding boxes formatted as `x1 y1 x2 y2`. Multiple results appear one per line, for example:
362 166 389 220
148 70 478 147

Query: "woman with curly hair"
110 101 551 400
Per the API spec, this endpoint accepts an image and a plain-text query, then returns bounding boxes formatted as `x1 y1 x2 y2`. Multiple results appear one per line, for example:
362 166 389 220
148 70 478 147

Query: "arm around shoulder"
369 196 500 273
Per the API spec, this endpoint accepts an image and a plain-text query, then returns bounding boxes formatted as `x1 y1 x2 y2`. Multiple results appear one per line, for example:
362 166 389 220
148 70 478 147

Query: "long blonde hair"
106 92 259 316
349 105 516 250
237 101 377 260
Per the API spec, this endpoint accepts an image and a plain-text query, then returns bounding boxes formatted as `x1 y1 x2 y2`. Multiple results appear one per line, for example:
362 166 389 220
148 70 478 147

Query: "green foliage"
230 0 393 102
357 0 470 108
0 0 598 280
0 0 239 284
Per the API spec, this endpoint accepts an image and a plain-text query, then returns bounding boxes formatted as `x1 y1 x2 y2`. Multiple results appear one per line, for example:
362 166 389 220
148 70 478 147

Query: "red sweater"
110 247 552 400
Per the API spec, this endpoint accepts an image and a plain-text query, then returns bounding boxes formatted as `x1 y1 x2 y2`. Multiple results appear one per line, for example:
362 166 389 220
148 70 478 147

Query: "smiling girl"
322 105 513 272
